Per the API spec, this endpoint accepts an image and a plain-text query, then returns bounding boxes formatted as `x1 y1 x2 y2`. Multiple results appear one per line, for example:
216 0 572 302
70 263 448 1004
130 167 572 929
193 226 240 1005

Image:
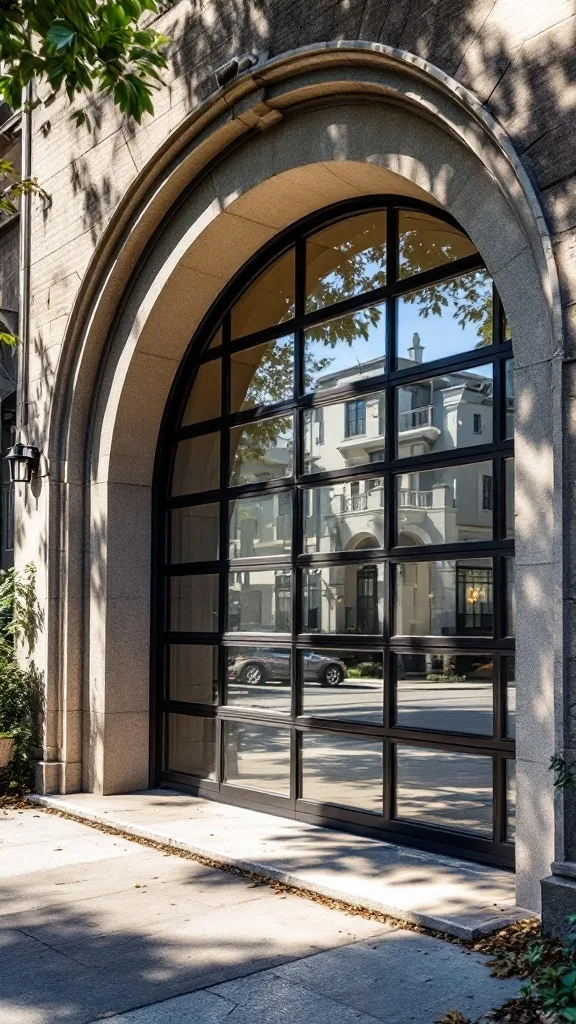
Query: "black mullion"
493 555 505 642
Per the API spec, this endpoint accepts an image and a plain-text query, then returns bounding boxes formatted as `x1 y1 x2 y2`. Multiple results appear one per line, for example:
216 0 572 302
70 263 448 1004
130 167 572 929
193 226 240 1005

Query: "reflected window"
172 434 220 496
181 360 221 425
398 210 476 279
231 336 294 412
397 271 493 367
395 654 493 735
229 493 292 558
301 650 383 724
505 656 516 738
303 564 383 635
394 559 493 637
231 249 295 339
396 745 493 835
395 462 493 545
168 645 218 703
303 479 384 554
224 721 291 795
228 569 291 633
304 303 386 395
306 212 387 313
230 415 293 485
506 558 516 637
171 503 219 563
301 732 383 813
395 364 493 458
170 575 219 633
507 759 516 840
303 392 385 474
505 459 514 538
505 360 515 439
226 646 291 712
167 714 216 778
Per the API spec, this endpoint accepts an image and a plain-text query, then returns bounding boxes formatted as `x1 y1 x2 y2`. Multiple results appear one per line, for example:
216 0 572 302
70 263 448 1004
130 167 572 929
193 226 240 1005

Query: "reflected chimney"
408 331 423 363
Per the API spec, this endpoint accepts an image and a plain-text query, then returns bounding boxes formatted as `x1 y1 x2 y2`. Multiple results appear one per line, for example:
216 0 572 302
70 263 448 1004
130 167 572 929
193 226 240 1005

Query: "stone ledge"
28 790 536 941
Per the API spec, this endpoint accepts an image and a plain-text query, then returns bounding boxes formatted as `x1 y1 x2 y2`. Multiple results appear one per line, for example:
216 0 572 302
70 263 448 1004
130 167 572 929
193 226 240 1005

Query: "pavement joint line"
27 795 532 943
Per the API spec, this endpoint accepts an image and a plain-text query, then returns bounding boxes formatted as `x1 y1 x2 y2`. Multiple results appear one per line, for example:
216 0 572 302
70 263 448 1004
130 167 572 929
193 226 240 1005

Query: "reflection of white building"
230 337 499 636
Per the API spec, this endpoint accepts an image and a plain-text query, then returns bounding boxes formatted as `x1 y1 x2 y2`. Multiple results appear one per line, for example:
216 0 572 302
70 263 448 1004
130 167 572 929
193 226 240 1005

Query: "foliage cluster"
0 564 44 795
347 662 382 679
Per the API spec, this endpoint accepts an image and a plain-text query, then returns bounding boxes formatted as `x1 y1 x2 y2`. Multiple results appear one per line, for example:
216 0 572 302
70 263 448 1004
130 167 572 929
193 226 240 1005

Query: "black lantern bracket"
5 443 41 484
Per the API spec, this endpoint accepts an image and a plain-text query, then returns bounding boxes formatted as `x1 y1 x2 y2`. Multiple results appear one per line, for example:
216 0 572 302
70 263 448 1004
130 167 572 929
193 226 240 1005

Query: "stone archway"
38 47 560 913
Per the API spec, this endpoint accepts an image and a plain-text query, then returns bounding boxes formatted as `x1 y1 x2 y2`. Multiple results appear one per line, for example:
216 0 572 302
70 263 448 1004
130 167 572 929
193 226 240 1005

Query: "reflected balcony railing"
398 405 434 432
398 489 433 508
340 489 384 512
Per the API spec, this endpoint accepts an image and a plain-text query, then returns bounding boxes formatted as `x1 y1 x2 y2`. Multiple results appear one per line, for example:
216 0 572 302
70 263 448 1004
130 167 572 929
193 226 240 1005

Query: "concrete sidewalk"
0 805 522 1024
30 789 531 939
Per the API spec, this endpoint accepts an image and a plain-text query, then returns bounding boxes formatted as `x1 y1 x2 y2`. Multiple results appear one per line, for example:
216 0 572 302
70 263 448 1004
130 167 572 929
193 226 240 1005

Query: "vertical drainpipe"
18 81 32 434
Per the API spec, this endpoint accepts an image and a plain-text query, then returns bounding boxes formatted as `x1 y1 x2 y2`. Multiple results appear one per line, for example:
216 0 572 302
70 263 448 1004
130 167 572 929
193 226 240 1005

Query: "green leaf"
46 24 77 50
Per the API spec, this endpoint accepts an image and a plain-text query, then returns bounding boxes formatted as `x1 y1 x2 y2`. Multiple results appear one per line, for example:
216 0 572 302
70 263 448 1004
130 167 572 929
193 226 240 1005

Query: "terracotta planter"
0 735 14 768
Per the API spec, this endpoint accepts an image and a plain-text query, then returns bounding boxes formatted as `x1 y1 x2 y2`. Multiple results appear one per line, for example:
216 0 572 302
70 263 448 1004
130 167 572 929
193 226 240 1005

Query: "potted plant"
0 731 14 768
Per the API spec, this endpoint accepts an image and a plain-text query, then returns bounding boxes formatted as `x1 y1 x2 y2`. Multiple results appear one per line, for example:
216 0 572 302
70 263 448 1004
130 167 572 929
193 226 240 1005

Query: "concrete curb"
28 794 536 941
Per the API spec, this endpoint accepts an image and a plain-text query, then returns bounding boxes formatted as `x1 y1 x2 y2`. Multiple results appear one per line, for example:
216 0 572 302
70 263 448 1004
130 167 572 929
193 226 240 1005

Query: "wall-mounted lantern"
5 442 40 484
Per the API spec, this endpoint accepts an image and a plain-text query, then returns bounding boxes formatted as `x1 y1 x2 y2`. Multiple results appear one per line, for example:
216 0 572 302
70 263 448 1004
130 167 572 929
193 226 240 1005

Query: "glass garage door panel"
225 646 291 712
301 732 383 814
395 745 493 836
301 650 383 724
224 722 291 796
160 201 514 865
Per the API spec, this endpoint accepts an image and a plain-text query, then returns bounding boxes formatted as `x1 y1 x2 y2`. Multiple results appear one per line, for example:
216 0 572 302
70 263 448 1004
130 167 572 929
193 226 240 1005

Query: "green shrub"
522 915 576 1021
0 564 44 795
425 673 466 683
348 662 382 679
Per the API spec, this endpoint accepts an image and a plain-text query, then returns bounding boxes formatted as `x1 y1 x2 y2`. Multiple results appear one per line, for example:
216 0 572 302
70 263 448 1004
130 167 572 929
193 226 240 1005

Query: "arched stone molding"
37 45 561 914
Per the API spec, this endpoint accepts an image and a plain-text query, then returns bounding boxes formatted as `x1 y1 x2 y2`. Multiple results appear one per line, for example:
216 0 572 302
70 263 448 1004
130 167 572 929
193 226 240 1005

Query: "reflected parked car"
228 650 347 687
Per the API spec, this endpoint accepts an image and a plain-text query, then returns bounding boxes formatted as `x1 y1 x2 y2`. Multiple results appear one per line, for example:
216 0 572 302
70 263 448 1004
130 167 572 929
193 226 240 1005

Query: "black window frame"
151 196 515 869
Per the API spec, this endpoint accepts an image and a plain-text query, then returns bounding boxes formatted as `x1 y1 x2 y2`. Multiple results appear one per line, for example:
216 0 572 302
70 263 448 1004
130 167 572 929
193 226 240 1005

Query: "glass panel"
230 415 293 485
231 249 295 339
396 462 493 546
505 359 515 439
398 210 477 280
301 650 383 724
395 364 493 459
226 646 291 712
306 212 387 313
229 493 292 559
168 644 217 703
302 564 383 635
231 335 294 412
170 575 219 632
301 732 383 813
394 558 493 637
395 745 493 836
304 302 386 395
303 392 386 474
397 270 493 367
506 557 516 637
172 433 220 496
395 653 493 736
303 478 384 553
228 569 291 633
505 656 516 739
507 759 516 841
224 721 290 795
181 360 221 426
505 459 514 538
170 503 219 563
167 714 216 778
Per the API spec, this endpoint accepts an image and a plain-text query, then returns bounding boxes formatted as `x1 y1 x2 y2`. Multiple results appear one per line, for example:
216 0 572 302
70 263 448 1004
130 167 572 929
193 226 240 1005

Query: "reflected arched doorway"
154 197 515 865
